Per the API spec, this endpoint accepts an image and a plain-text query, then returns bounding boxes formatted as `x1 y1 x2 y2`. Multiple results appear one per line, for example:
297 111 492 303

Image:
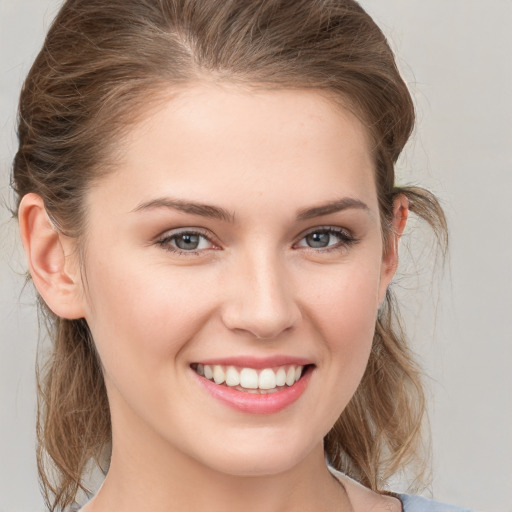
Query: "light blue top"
71 492 476 511
327 466 476 512
70 472 477 512
397 493 476 512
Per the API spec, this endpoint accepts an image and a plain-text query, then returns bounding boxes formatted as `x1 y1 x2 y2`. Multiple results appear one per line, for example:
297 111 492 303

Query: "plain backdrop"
1 1 511 511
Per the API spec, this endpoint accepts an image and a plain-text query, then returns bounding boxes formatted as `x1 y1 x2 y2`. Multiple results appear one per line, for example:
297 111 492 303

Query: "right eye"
157 230 216 254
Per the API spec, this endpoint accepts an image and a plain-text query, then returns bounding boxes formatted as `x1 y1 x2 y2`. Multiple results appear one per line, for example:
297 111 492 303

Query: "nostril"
223 308 301 340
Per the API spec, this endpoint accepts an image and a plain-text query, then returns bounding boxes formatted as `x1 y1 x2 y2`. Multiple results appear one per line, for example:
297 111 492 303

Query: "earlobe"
18 193 86 319
378 194 409 303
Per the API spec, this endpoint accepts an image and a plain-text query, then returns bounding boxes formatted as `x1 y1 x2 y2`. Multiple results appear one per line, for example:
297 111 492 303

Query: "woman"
12 0 471 511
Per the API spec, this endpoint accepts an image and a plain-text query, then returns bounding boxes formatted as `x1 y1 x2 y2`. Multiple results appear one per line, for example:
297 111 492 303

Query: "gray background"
1 1 511 511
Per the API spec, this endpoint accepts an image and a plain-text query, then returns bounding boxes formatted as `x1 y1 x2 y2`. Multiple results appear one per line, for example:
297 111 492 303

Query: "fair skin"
19 84 407 512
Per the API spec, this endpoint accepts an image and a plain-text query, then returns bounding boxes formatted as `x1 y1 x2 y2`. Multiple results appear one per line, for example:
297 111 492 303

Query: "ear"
378 194 409 304
18 193 86 319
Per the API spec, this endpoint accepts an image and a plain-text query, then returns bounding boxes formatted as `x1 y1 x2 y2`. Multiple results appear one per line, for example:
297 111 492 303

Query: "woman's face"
77 84 399 476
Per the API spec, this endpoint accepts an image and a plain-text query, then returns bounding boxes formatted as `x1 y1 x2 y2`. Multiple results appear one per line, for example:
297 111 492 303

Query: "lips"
192 363 304 392
190 358 314 414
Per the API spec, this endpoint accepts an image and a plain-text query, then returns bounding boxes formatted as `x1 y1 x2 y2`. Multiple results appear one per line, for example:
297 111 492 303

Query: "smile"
191 360 314 414
191 363 304 393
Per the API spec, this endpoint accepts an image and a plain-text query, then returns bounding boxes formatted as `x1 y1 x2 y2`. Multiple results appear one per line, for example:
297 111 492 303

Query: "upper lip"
192 355 314 369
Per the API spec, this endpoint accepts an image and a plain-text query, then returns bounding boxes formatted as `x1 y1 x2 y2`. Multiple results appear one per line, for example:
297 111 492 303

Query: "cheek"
302 259 381 383
81 251 218 378
306 260 380 335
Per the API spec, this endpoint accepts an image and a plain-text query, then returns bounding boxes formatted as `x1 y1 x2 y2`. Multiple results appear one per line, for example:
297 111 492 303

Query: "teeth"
194 364 306 391
258 368 276 390
285 366 296 386
225 366 240 387
275 367 286 387
240 368 259 389
213 365 225 385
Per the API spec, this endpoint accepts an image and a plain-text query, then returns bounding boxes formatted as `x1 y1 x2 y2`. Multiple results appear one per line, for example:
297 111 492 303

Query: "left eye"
158 231 214 252
296 229 354 249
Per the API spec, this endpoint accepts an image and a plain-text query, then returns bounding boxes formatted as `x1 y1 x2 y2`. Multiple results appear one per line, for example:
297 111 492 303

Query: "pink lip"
194 355 313 369
192 365 313 415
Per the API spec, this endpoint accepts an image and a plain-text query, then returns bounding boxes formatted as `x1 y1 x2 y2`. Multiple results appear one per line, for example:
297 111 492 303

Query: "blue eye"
296 228 355 250
158 230 214 253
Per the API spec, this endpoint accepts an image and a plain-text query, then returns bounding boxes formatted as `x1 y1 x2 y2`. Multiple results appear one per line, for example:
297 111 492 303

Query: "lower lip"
194 366 313 414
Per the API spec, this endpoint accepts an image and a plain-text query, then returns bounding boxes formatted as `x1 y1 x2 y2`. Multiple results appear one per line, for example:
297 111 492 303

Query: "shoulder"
328 466 475 512
329 468 401 512
397 493 477 512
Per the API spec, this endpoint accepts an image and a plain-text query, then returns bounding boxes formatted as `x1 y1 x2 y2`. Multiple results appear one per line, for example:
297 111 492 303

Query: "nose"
220 251 301 340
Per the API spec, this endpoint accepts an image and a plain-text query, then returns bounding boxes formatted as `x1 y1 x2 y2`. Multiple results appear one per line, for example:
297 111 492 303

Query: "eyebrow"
131 197 235 223
296 197 370 221
131 196 369 223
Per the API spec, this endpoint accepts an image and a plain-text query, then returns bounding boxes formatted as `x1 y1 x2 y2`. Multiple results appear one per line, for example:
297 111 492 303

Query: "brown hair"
12 0 447 510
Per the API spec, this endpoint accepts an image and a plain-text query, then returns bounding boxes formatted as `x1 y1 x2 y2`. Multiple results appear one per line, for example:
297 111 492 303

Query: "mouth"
190 361 314 414
190 363 309 394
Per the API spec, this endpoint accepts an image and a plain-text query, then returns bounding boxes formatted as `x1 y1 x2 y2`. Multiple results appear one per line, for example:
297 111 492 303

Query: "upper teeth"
195 364 304 390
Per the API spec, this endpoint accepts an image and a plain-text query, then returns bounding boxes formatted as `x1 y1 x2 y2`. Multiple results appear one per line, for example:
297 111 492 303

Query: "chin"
193 432 318 478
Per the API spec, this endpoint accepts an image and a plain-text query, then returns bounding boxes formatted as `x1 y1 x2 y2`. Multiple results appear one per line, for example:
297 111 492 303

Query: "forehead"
91 84 378 217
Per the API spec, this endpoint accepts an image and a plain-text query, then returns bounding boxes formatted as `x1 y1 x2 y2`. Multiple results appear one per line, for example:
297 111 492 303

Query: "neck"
86 424 349 512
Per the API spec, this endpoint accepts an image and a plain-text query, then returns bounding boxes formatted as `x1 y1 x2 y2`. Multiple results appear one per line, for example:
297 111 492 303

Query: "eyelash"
155 226 358 255
296 227 358 253
156 228 217 255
